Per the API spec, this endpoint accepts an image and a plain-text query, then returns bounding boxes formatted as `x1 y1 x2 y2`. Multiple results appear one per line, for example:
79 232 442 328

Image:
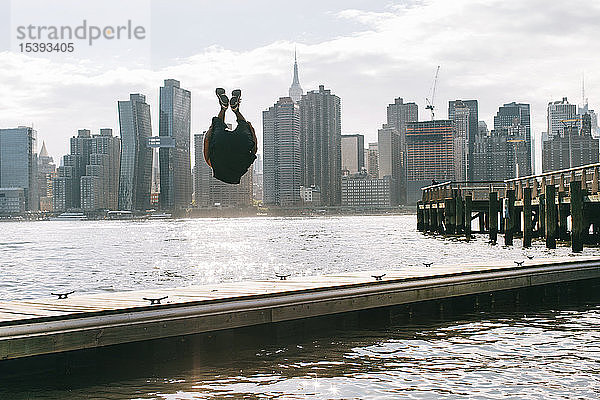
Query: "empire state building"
288 50 303 103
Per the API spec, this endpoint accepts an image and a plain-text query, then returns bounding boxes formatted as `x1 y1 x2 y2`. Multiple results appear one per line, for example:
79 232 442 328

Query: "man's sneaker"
230 89 242 111
216 88 229 108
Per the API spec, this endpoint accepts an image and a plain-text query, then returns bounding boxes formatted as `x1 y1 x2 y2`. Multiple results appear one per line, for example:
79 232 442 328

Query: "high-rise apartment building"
367 142 379 178
53 129 121 212
547 97 577 139
448 100 478 181
159 79 192 210
299 85 342 206
118 93 153 211
542 115 599 172
377 98 418 205
0 127 38 211
473 126 529 181
263 97 301 206
494 102 532 175
341 134 364 174
405 120 454 204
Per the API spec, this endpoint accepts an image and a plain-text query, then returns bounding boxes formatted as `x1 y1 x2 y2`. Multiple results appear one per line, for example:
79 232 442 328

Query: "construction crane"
426 66 440 120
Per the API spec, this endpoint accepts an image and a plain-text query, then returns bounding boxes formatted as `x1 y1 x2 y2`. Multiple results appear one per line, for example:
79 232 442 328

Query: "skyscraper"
473 126 529 181
159 79 192 210
367 142 379 178
193 133 212 207
542 115 599 172
288 50 303 103
37 141 56 212
80 129 121 211
118 93 153 211
378 98 418 204
0 127 38 211
448 100 478 180
494 102 532 175
377 126 401 203
299 85 342 206
263 97 302 206
341 134 365 174
547 97 577 139
405 120 454 204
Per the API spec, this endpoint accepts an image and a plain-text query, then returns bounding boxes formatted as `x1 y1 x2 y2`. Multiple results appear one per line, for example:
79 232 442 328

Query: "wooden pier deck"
1 257 599 361
417 163 600 251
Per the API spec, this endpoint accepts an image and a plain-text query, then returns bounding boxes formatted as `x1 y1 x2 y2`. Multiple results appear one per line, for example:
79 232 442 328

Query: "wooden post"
504 189 515 245
431 206 438 232
593 166 599 194
455 193 464 234
437 205 444 234
539 193 545 238
424 205 430 232
523 187 532 248
545 184 557 249
417 201 424 231
479 212 486 233
465 195 472 240
570 180 584 252
557 195 569 241
489 192 498 244
444 198 455 234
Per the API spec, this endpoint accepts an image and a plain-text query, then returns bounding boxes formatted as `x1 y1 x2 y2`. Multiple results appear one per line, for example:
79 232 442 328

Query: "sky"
0 0 599 173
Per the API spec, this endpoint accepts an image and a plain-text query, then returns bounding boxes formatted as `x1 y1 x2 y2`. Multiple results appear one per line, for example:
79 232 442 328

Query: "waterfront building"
80 129 121 211
53 129 121 212
405 120 454 204
542 114 599 172
299 85 341 206
159 79 192 210
448 100 478 181
547 97 577 139
252 154 263 203
473 126 530 181
0 126 38 211
341 172 394 207
299 185 321 206
0 188 25 215
263 97 302 206
341 134 365 174
288 50 303 103
118 93 153 211
494 102 532 176
367 142 379 178
193 133 211 207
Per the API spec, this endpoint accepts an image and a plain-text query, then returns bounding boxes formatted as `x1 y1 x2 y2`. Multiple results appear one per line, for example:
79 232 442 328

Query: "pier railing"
505 163 600 200
421 181 506 202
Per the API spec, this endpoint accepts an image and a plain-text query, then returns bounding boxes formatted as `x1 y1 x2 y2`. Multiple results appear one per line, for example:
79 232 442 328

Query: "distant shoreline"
1 206 417 221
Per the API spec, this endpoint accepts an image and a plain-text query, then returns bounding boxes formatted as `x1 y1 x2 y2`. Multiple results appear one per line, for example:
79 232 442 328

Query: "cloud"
0 0 599 174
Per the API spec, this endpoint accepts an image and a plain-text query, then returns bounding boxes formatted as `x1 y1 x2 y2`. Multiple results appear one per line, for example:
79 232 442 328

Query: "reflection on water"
1 216 599 399
3 302 599 399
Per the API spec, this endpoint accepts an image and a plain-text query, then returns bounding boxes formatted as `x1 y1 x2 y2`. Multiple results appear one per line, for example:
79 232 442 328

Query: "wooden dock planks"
0 256 599 361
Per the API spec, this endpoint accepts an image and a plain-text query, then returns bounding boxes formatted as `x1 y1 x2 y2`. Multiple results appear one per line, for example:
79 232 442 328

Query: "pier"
417 163 600 252
1 257 600 362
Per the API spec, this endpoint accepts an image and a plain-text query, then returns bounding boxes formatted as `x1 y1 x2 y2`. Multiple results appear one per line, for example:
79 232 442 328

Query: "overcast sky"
1 0 599 173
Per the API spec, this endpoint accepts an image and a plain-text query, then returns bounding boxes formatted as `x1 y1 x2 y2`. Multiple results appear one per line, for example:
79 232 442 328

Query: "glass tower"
159 79 192 210
0 127 38 211
118 93 153 211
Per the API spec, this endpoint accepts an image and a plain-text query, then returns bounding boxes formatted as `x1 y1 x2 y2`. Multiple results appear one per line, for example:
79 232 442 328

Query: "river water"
1 215 599 399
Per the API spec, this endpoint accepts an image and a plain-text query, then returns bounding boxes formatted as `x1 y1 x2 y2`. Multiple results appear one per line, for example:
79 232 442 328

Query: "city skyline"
1 0 598 173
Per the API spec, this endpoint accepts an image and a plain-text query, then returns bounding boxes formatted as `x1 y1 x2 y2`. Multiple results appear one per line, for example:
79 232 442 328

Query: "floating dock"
1 257 599 361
